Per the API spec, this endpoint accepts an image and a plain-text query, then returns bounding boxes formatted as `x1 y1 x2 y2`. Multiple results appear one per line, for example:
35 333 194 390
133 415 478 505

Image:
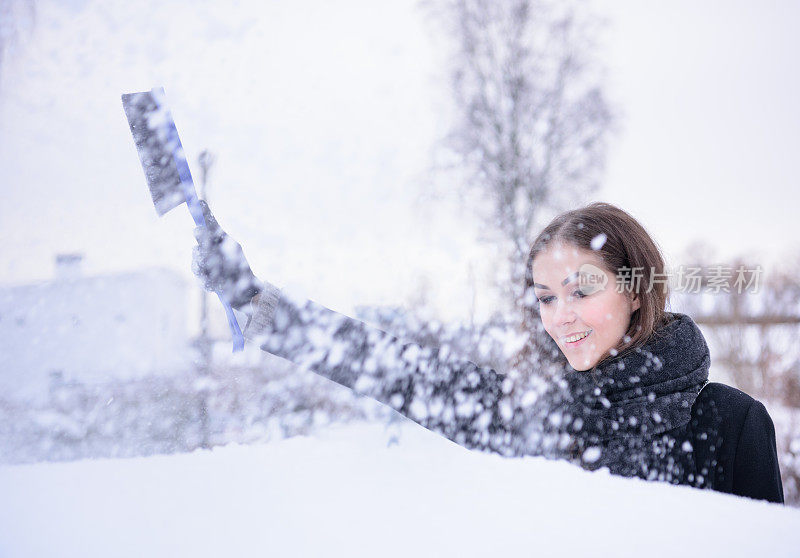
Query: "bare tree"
427 0 614 310
678 252 800 404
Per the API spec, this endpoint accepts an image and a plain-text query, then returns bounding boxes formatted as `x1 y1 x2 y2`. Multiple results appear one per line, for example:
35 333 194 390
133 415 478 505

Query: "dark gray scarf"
529 312 710 468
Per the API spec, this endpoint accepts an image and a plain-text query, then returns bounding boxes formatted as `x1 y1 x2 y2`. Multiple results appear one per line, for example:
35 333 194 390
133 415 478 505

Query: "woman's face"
531 242 640 371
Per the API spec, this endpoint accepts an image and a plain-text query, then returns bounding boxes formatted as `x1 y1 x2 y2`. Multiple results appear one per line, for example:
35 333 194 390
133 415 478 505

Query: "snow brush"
122 87 245 352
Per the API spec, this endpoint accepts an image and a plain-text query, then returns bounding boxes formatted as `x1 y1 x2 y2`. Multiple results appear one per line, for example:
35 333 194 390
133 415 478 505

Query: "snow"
581 446 602 463
0 421 796 558
590 233 607 250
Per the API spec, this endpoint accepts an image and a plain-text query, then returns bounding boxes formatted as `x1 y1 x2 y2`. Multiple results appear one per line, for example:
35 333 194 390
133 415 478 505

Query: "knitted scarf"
527 312 711 472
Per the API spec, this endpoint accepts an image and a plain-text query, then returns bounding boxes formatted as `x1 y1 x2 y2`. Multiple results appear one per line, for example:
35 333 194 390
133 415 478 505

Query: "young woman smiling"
531 243 642 373
193 201 784 503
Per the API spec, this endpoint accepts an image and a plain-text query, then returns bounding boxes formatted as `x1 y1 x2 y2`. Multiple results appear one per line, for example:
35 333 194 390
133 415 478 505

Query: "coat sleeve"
242 283 515 454
731 400 784 504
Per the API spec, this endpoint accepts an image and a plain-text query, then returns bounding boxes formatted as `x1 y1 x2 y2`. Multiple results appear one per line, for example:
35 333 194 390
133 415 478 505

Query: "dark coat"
687 381 784 503
526 379 786 505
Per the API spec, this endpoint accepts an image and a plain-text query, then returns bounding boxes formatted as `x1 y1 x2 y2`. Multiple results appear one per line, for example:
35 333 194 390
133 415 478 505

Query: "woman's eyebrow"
534 271 580 290
562 271 579 286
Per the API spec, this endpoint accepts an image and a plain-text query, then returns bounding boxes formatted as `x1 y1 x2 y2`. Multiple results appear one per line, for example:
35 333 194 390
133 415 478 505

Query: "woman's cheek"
540 309 557 336
578 298 604 323
538 312 556 340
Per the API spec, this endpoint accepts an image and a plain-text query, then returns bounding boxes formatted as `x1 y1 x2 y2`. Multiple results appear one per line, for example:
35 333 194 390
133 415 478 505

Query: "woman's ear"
630 292 641 312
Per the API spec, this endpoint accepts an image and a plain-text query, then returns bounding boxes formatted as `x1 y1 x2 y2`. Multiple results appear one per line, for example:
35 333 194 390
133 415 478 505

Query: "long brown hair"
523 202 672 369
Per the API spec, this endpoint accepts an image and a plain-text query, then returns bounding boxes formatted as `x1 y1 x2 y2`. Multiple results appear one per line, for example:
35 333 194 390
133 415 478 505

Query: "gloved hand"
192 200 262 310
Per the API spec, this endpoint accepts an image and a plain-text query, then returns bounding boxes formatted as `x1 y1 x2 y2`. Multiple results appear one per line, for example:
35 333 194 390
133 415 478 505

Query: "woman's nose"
553 297 577 325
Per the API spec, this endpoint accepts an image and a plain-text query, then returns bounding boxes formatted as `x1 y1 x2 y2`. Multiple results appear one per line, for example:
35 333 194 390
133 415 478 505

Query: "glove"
191 200 262 310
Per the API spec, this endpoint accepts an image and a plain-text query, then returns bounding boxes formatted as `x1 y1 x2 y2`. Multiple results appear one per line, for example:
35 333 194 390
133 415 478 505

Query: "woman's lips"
563 330 592 347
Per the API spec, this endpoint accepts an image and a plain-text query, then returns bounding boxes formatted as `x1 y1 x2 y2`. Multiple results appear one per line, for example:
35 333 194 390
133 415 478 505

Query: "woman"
192 200 784 503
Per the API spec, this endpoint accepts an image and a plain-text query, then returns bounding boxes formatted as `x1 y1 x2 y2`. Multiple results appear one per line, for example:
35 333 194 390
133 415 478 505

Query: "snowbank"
0 421 797 557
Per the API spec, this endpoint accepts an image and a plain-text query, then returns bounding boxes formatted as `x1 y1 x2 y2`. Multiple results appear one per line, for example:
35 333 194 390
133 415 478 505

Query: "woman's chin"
566 355 597 372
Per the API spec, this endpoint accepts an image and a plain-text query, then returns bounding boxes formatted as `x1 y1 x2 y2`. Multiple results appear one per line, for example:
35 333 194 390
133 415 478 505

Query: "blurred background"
1 0 798 505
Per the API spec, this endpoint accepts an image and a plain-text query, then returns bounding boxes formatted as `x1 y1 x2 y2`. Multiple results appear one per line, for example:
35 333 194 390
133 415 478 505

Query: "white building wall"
0 268 191 398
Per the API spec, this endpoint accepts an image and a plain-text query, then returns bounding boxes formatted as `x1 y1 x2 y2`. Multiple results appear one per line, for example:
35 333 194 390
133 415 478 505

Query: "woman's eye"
536 291 585 305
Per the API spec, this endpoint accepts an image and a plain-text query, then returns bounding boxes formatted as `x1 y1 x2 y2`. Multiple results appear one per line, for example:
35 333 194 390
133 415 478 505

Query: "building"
0 255 191 398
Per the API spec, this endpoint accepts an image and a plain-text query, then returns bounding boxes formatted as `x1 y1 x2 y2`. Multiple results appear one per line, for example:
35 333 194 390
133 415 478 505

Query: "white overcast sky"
594 0 800 274
1 0 798 323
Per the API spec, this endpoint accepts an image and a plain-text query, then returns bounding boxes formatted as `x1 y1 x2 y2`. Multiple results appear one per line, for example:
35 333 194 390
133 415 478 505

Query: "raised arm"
191 200 515 454
242 283 514 454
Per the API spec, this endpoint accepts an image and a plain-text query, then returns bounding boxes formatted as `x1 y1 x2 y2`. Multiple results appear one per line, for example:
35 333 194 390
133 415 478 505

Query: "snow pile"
0 421 797 558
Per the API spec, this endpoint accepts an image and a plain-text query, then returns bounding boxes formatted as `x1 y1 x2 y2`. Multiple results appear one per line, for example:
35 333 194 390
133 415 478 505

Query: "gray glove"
191 200 262 310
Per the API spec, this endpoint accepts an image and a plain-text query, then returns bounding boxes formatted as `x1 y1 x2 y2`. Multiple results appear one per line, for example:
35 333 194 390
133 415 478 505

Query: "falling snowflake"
590 233 607 250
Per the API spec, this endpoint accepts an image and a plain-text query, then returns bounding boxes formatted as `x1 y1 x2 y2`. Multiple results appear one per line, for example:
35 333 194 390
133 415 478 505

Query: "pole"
197 149 216 449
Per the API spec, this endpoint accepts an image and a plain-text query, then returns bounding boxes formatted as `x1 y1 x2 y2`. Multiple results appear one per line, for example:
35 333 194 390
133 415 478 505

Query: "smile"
564 330 592 344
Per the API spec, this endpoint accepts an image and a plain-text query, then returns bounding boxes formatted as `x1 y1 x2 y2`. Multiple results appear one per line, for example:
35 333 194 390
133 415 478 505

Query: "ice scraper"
121 87 245 352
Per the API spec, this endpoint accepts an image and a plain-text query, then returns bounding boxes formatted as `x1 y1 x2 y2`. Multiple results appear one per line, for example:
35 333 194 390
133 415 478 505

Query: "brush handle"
151 87 245 353
215 292 246 352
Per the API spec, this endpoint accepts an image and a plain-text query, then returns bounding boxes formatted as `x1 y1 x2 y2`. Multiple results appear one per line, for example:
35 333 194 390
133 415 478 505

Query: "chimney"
55 253 84 280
